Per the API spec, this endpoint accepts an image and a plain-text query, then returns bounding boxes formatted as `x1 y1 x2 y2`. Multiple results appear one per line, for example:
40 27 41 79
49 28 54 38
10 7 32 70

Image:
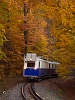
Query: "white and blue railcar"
23 53 60 79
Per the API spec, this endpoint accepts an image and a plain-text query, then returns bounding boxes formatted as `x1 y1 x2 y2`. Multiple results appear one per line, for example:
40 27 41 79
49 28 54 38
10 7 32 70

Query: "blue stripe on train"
23 68 39 76
23 68 56 77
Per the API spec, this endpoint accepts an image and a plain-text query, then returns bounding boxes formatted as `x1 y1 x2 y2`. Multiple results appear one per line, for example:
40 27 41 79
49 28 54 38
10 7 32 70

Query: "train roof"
37 57 60 64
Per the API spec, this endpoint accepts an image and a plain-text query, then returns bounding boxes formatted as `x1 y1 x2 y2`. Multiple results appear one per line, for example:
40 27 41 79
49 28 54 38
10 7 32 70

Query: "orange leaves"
26 0 75 76
0 0 75 76
56 34 70 48
59 0 75 27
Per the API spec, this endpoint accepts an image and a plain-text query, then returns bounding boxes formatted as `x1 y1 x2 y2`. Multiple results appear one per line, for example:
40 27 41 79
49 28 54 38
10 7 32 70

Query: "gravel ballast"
0 77 75 100
0 83 24 100
34 79 64 100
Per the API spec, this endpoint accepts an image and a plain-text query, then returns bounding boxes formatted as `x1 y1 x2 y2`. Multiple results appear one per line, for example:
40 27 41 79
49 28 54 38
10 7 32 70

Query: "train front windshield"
27 61 35 67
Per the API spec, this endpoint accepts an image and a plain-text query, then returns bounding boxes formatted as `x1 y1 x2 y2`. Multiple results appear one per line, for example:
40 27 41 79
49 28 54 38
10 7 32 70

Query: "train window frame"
27 61 35 67
49 64 55 69
39 61 40 68
49 64 50 69
52 64 56 69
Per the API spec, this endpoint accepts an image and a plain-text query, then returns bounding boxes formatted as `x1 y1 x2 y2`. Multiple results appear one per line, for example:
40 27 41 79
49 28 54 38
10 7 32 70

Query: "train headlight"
24 67 26 69
24 66 27 69
34 67 37 70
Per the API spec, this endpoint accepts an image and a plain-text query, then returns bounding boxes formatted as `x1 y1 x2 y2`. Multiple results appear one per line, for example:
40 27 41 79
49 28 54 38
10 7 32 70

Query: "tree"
30 0 75 76
46 0 75 76
0 0 75 77
0 1 7 59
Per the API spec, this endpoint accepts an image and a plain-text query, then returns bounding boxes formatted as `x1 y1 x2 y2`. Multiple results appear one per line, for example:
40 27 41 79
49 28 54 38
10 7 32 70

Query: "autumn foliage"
0 0 75 78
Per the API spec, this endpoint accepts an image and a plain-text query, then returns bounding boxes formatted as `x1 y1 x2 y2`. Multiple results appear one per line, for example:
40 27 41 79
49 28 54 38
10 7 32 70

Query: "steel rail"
21 83 27 100
21 82 43 100
29 83 43 100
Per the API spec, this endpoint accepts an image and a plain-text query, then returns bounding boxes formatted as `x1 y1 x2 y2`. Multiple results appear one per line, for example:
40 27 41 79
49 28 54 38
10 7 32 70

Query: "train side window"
52 64 55 69
52 64 54 69
39 61 40 68
49 64 50 69
52 64 53 69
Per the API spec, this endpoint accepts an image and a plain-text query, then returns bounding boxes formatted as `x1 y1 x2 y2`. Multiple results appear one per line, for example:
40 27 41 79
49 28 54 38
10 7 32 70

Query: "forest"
0 0 75 78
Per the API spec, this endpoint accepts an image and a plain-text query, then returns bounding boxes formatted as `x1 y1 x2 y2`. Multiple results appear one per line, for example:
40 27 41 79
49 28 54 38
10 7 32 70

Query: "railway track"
21 82 43 100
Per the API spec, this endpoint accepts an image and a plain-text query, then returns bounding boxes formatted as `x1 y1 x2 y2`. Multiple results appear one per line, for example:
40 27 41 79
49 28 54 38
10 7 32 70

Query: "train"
23 53 60 80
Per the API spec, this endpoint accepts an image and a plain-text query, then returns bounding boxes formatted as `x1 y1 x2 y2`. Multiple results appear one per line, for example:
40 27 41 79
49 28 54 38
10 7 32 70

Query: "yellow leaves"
59 0 75 27
28 30 48 56
17 19 22 24
57 65 72 77
56 34 70 48
40 20 47 27
61 0 68 7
